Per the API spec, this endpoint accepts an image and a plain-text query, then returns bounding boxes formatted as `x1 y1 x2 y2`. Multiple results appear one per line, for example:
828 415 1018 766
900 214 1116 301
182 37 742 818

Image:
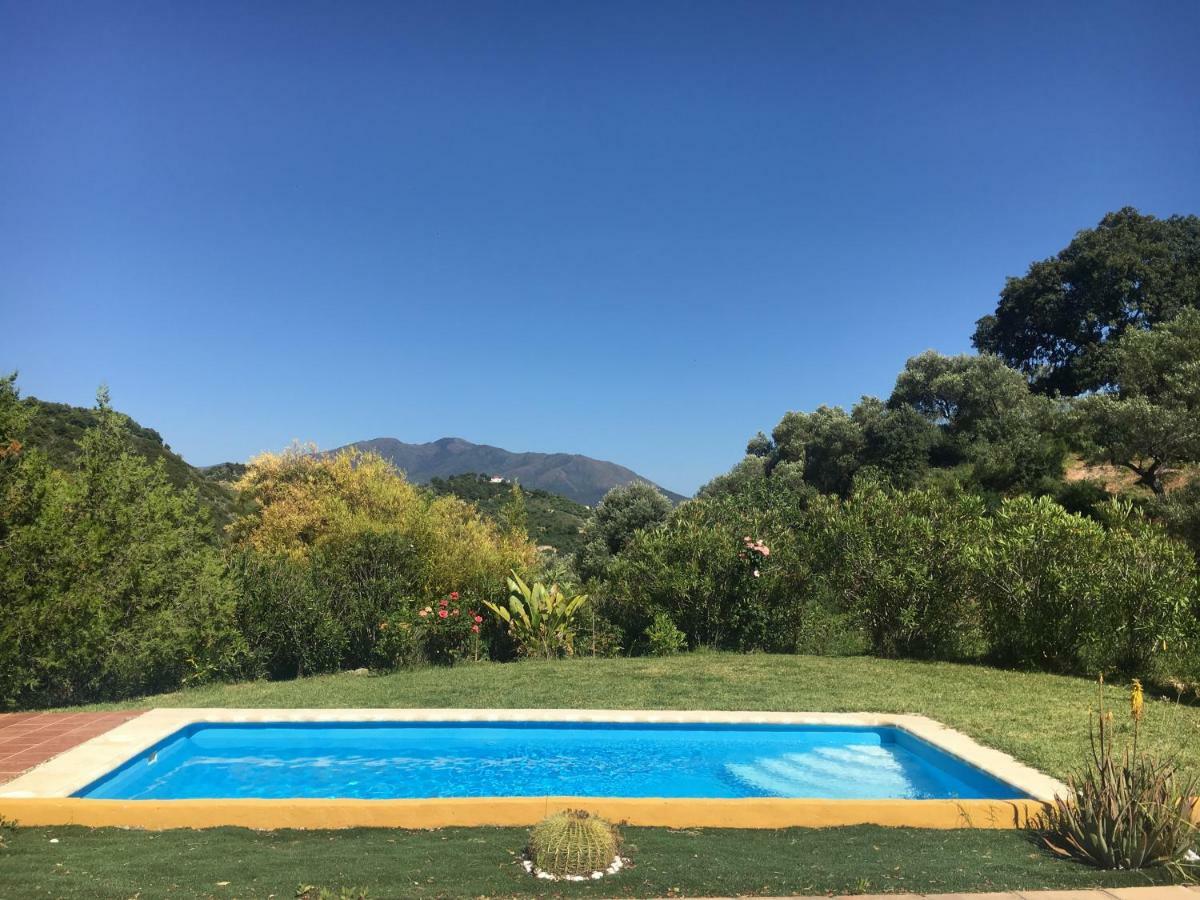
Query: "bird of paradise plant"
482 572 588 659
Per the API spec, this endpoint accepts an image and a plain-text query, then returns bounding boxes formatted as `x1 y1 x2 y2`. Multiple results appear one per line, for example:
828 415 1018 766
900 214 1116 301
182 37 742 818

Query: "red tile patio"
0 711 144 785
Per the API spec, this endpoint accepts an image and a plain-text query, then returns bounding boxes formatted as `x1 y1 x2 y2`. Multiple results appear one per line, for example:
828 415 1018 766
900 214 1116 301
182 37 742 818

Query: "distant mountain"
334 437 685 506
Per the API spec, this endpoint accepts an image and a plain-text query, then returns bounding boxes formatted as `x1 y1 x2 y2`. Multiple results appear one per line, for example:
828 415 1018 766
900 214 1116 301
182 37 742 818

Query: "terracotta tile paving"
0 710 144 784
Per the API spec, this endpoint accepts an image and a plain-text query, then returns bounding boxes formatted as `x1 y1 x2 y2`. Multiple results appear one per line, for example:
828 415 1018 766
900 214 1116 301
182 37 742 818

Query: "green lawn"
0 825 1185 899
23 654 1199 897
78 652 1200 781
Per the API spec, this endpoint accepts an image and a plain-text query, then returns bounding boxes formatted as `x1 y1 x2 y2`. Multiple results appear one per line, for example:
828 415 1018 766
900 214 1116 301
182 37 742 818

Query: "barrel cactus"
527 809 620 878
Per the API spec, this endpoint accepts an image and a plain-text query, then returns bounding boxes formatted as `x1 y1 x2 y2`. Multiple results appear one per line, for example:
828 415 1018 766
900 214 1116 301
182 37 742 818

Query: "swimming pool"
74 721 1028 801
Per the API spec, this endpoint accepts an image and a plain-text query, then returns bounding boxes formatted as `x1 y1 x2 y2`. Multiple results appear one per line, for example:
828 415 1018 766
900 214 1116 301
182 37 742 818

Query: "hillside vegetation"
22 397 241 528
3 208 1200 712
428 473 592 554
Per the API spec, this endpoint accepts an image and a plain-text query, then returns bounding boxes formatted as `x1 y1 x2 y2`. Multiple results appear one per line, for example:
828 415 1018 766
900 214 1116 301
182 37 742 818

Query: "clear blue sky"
2 1 1198 495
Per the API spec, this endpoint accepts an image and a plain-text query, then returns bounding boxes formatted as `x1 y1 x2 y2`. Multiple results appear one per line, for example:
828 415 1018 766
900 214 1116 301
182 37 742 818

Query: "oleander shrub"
234 552 347 679
1090 503 1200 680
976 495 1108 672
414 592 480 664
821 481 988 660
604 484 816 652
978 497 1200 678
369 612 423 671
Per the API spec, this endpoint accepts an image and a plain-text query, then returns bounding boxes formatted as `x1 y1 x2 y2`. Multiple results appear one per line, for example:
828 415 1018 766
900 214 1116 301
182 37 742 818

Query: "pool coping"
0 708 1066 830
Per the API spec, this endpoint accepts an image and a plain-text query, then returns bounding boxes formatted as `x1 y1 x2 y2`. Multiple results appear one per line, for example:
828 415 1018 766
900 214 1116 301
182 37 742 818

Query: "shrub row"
602 479 1200 681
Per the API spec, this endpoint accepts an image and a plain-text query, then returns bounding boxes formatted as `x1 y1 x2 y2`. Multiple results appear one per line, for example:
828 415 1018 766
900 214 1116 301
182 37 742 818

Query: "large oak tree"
973 207 1200 395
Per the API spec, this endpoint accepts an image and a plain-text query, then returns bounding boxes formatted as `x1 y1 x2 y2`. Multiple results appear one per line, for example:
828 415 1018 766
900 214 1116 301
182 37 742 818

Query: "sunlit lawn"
1 824 1189 899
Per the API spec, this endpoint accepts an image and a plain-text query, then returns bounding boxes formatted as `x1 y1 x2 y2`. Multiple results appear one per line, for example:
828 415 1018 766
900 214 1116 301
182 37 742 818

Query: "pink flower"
473 615 483 623
450 592 459 600
471 624 480 633
438 609 448 619
439 598 449 607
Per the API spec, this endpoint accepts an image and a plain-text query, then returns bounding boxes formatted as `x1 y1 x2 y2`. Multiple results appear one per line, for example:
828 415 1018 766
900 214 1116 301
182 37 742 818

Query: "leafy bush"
231 446 536 602
790 594 867 656
234 553 346 679
574 601 625 658
1160 480 1200 558
605 482 817 653
0 386 247 708
1039 679 1198 871
976 496 1107 672
644 613 687 656
527 810 620 878
1091 503 1200 680
483 573 588 658
822 481 988 660
978 497 1199 678
574 482 672 582
370 614 423 671
415 592 478 664
605 505 761 650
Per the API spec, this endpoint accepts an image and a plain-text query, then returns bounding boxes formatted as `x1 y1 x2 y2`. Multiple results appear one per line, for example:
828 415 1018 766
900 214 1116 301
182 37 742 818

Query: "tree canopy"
1072 309 1200 495
972 207 1200 395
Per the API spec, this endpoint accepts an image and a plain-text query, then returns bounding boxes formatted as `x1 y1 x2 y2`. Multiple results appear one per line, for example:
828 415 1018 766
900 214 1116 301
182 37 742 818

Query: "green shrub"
0 387 248 708
605 491 812 653
976 496 1107 672
574 482 672 582
1090 503 1200 680
979 497 1199 678
527 810 619 878
370 613 423 671
1160 480 1200 558
574 601 625 657
308 531 417 665
414 592 478 665
644 612 687 656
235 552 347 679
1039 679 1198 871
822 482 988 660
790 595 868 656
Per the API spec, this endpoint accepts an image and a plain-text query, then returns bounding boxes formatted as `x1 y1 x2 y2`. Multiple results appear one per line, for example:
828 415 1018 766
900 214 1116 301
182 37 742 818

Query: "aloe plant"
1038 678 1198 873
482 572 588 659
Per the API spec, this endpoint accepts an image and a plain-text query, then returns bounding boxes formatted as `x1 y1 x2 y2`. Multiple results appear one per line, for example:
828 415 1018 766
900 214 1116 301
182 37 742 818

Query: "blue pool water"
74 722 1027 801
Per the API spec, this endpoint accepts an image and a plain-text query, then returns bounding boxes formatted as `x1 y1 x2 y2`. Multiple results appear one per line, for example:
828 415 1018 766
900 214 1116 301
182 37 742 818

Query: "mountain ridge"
335 436 685 506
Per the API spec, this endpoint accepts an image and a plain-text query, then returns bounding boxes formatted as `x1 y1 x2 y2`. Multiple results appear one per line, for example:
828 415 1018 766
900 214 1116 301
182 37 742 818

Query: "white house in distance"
489 475 507 484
